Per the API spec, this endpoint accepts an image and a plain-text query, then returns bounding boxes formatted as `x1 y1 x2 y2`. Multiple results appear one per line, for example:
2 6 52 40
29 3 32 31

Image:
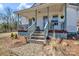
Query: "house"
16 3 79 41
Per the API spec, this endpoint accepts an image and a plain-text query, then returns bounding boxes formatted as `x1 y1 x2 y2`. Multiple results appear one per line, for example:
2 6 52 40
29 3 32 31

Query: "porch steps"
31 31 45 39
29 39 45 44
31 36 45 39
30 31 45 44
32 32 44 36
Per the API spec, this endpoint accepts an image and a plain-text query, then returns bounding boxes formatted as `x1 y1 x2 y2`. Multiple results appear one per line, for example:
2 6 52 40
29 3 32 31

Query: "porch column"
47 7 49 29
64 3 67 31
35 9 37 26
17 13 20 30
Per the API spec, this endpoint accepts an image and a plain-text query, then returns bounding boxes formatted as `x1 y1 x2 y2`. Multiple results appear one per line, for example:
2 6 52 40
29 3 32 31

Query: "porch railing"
44 22 49 42
28 22 36 39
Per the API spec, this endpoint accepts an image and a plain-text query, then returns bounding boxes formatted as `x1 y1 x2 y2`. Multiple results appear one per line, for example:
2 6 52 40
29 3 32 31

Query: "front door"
43 16 48 29
51 15 58 30
29 17 36 25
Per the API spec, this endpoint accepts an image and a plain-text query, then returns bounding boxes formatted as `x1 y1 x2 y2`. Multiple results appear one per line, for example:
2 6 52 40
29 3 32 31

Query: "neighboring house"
16 3 79 40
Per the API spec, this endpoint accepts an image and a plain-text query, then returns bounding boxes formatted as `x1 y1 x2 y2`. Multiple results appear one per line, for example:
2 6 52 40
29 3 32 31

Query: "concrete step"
32 33 44 36
34 31 44 33
31 35 45 39
29 39 45 44
32 32 44 36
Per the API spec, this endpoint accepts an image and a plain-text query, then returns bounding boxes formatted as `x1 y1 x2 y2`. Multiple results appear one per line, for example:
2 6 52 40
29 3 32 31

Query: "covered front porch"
17 3 67 40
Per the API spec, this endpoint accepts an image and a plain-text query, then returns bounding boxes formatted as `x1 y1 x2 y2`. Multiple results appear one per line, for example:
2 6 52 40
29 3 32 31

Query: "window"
51 15 58 25
51 20 58 25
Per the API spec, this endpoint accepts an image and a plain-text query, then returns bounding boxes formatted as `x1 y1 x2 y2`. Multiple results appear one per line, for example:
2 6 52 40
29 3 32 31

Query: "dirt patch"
4 36 27 48
0 47 19 56
0 35 28 56
45 40 79 56
0 34 79 56
0 35 27 48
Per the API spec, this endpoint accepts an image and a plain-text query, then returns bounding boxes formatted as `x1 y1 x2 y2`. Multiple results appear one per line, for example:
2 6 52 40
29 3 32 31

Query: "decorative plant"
49 41 57 47
14 33 17 39
11 32 14 38
11 32 17 39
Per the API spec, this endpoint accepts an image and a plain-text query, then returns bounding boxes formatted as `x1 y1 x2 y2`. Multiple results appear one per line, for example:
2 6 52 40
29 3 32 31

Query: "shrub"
11 32 14 38
14 33 17 39
11 33 17 39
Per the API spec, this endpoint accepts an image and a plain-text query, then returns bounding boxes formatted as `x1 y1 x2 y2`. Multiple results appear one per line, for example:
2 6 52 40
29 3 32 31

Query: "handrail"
28 22 36 38
44 22 49 42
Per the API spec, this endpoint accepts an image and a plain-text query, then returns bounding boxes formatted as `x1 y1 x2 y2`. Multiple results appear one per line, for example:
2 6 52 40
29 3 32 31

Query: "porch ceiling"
16 3 65 19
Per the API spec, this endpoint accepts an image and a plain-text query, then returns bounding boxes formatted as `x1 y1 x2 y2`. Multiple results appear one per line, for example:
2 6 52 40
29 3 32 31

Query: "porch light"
61 15 64 19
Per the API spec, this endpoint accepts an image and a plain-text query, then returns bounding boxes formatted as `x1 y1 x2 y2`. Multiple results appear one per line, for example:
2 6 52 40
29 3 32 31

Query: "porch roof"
16 3 65 17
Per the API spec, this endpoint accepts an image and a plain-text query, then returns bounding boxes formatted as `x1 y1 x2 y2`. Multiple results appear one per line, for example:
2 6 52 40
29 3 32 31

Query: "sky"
0 3 33 11
0 3 33 24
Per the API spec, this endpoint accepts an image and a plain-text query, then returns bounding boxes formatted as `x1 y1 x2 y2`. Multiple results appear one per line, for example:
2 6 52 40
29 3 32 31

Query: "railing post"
44 22 49 44
28 22 36 43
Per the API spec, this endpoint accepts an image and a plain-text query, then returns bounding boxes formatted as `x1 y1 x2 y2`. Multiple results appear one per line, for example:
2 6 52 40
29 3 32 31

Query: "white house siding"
77 11 79 32
36 15 65 30
36 4 79 33
66 5 78 32
36 15 62 30
36 5 65 30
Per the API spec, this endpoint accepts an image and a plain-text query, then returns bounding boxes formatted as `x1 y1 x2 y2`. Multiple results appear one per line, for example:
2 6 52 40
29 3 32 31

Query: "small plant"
11 32 14 38
49 41 57 47
11 32 17 39
14 33 17 39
